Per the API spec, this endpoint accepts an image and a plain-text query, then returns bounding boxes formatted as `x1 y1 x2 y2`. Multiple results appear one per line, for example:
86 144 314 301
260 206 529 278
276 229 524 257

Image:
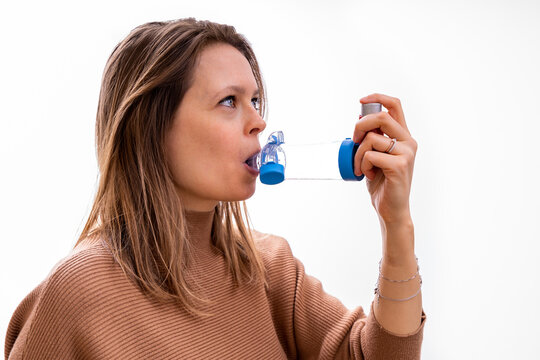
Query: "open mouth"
245 153 260 170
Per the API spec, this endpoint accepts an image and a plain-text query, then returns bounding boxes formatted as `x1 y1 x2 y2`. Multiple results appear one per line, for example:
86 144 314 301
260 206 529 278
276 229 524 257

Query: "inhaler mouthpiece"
259 131 286 185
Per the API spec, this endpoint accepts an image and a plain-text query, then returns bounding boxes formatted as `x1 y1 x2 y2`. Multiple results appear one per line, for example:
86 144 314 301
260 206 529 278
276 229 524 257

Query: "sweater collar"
184 208 215 252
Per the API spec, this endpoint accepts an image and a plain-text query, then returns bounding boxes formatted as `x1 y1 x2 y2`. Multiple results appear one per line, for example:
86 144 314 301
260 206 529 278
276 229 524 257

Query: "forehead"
191 43 258 96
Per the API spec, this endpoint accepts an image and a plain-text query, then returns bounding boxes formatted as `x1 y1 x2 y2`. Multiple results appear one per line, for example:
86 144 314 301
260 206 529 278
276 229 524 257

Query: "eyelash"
220 95 260 111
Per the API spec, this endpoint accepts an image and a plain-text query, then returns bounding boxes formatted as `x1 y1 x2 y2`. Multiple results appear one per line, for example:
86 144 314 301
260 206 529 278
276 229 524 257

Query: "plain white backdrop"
1 0 539 358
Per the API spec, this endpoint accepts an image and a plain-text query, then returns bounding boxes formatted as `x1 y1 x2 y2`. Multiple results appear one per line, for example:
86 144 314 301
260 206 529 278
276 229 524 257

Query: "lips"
244 149 261 170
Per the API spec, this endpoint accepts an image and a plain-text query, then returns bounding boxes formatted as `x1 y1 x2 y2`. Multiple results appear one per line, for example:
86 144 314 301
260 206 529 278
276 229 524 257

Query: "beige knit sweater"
5 209 425 359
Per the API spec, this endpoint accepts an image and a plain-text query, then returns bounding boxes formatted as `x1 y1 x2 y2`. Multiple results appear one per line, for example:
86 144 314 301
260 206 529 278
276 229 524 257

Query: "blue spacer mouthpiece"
338 138 364 181
260 162 285 185
258 131 286 185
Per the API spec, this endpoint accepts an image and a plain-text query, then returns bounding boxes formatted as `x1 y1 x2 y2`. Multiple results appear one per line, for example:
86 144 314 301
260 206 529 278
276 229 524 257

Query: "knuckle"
355 117 366 129
365 131 377 141
364 150 374 160
398 157 409 168
404 148 415 160
381 112 392 122
362 150 370 162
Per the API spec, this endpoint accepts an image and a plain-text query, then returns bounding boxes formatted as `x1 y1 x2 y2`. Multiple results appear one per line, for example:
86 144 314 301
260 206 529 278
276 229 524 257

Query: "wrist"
381 252 417 274
380 219 415 267
378 210 413 228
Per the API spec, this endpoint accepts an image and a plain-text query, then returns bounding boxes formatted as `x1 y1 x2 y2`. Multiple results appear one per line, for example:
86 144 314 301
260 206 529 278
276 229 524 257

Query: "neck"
184 207 216 252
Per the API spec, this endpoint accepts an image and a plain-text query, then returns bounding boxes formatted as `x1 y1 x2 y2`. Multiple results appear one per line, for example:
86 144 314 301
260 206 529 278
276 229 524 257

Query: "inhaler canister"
257 102 382 185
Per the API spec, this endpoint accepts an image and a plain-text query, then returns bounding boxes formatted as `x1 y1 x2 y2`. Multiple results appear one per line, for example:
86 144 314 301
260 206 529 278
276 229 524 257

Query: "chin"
242 189 257 201
244 182 257 199
224 183 257 202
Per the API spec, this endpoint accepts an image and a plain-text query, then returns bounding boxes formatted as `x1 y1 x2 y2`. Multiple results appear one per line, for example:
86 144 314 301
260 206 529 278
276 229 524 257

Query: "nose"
246 107 266 136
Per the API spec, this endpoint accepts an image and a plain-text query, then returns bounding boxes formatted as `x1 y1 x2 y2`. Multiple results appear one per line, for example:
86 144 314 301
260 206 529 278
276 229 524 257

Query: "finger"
354 132 402 176
360 150 403 181
359 93 409 132
353 112 410 144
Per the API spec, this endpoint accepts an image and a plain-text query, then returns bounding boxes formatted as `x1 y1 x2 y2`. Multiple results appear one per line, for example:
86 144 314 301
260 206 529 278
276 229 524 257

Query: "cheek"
164 136 186 186
206 131 237 161
202 132 242 184
166 122 239 187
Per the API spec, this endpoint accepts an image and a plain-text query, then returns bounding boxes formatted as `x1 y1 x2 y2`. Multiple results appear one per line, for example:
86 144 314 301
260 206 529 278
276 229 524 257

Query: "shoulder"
10 241 123 315
42 242 123 301
5 242 128 357
13 242 118 305
251 229 295 266
250 230 299 292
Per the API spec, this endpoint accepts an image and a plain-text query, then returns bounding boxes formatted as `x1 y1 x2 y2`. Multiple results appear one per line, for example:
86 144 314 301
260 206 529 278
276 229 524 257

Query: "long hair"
76 18 267 316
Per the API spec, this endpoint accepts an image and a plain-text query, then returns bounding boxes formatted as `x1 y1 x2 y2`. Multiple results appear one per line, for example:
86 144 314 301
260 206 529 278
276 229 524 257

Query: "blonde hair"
76 18 267 316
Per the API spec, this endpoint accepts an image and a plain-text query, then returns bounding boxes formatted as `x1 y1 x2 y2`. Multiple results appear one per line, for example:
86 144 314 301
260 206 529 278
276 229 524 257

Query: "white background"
1 0 539 358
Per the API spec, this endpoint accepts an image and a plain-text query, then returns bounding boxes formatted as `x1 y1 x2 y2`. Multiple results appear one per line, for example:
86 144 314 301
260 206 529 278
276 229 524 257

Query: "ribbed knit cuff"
360 302 426 359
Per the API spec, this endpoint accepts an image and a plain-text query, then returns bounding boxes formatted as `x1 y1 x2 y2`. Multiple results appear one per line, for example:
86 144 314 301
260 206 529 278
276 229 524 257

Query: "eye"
219 95 261 111
219 95 236 108
252 97 261 111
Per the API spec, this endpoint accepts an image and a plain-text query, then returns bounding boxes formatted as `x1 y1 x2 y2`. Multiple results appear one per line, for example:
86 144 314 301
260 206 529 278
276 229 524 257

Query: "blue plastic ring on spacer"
338 138 364 181
260 162 285 185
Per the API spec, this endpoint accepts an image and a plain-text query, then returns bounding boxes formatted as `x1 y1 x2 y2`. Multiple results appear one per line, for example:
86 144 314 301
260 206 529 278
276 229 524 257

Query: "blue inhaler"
255 102 382 185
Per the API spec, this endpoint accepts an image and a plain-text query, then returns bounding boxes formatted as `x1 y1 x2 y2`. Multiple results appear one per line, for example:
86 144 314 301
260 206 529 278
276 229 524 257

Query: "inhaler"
246 103 383 185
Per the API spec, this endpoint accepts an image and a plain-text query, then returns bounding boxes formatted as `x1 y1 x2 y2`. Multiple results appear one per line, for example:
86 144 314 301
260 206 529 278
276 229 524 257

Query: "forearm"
373 218 423 335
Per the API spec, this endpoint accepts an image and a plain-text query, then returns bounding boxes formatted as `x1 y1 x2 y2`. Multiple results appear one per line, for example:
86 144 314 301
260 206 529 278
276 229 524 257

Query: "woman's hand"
352 93 418 225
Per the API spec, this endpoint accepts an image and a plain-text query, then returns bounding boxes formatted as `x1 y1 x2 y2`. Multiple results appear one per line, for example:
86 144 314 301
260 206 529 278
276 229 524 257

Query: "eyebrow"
215 85 260 99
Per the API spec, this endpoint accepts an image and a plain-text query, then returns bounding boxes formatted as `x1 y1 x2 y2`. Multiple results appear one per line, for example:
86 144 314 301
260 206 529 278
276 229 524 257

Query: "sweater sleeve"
255 232 426 360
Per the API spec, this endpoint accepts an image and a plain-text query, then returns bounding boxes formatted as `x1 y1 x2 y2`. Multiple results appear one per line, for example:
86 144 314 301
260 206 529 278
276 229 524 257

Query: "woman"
5 18 425 359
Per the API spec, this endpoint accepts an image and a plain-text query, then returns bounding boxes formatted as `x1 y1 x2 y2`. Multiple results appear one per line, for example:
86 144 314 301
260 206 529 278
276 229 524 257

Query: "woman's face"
165 42 266 211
